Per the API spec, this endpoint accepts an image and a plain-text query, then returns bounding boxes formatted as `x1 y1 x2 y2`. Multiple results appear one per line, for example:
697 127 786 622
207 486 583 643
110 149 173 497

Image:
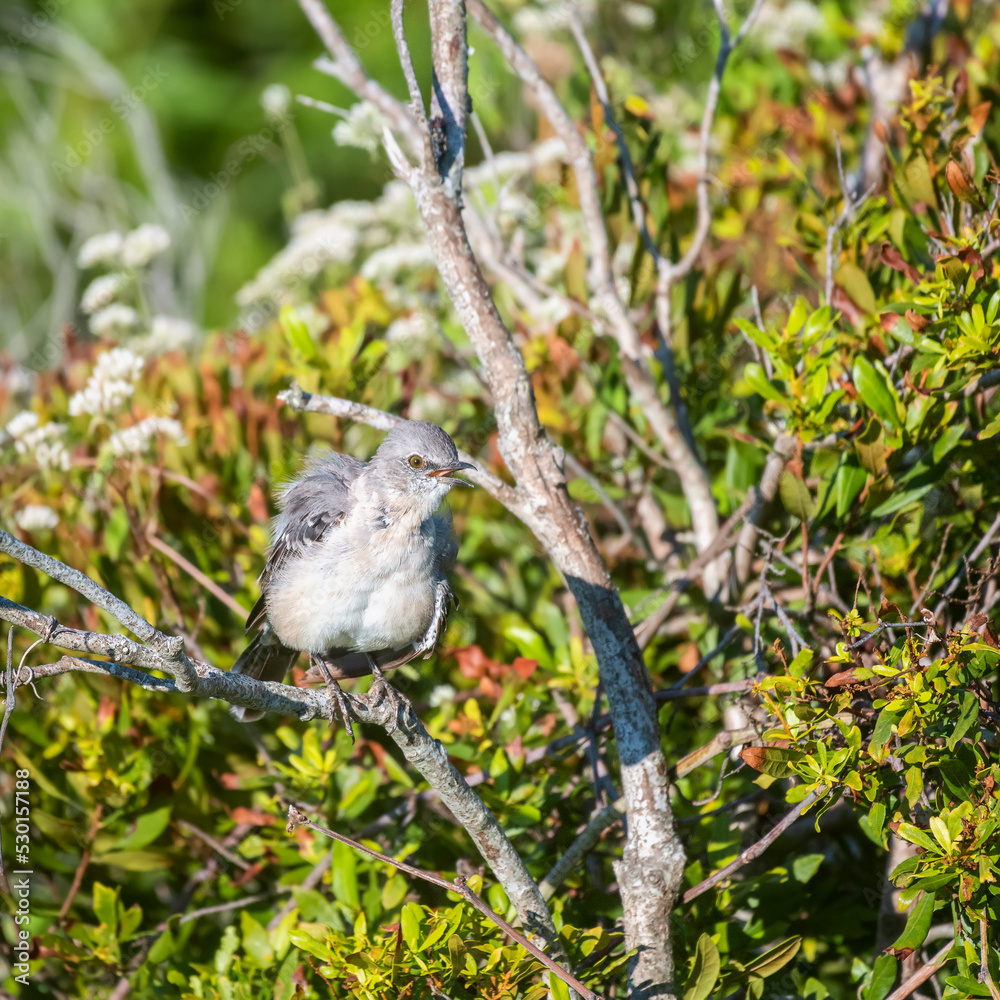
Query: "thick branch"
0 529 197 689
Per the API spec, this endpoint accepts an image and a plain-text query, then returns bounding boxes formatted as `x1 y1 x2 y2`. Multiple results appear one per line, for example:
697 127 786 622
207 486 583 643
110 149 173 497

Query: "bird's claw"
368 657 403 735
310 653 355 744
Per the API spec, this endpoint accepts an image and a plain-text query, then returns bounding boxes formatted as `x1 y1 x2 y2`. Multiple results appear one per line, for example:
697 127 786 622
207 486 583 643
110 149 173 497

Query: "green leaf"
550 977 572 1000
869 483 934 517
91 850 170 872
863 954 898 1000
792 854 824 883
835 262 877 314
381 751 415 789
946 689 980 750
381 874 408 911
146 926 175 964
904 766 923 808
855 420 887 475
895 823 938 853
836 462 868 518
780 471 814 521
868 708 899 757
104 506 130 562
240 911 274 967
117 806 172 851
853 356 902 430
891 891 936 953
735 318 776 350
331 839 359 910
683 933 720 1000
400 901 423 949
744 362 786 403
743 936 802 977
93 882 118 936
868 801 887 840
932 423 966 464
279 304 315 358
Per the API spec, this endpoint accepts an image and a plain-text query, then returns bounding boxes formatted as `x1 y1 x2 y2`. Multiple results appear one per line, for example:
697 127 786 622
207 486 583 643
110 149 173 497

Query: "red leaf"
878 242 922 284
825 669 862 687
512 657 538 679
957 244 985 281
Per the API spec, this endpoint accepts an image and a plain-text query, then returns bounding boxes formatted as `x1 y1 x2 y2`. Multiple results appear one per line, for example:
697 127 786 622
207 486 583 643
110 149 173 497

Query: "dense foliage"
1 0 999 998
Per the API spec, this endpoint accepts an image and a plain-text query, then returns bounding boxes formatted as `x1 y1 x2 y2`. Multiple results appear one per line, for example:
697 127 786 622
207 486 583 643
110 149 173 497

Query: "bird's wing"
246 452 366 637
432 506 459 572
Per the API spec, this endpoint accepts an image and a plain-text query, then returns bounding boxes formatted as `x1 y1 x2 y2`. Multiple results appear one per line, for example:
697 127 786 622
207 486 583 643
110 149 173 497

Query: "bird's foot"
310 653 355 744
368 655 404 735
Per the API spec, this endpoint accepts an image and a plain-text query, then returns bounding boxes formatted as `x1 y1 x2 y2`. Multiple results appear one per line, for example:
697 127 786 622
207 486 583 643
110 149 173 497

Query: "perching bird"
231 420 473 724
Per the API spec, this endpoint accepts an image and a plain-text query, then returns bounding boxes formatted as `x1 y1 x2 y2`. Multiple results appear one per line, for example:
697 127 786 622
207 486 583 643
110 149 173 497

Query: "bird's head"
370 420 475 510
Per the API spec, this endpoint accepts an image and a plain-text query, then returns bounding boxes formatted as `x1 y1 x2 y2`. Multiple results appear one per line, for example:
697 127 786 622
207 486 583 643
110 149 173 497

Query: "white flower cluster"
123 223 171 268
89 303 140 338
81 272 130 315
77 224 171 270
360 244 436 284
108 417 187 457
14 505 59 532
428 684 456 708
4 412 70 471
236 178 426 313
128 315 199 355
77 231 124 269
621 3 655 28
68 348 144 417
332 101 387 153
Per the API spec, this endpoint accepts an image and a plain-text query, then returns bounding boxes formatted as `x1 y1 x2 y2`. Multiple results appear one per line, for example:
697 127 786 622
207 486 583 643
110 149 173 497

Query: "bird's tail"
230 630 299 723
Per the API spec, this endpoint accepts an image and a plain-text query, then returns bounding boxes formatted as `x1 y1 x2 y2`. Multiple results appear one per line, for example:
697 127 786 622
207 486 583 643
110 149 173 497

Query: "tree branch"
682 788 826 902
469 0 722 598
295 4 688 993
0 529 198 689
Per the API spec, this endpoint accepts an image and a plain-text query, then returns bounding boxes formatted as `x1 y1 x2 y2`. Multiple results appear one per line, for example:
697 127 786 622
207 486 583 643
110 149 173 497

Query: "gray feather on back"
246 451 365 633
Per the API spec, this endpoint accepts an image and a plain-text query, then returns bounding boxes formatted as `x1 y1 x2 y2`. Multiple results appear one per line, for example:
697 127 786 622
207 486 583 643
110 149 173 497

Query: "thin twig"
667 624 743 690
177 819 251 871
682 788 826 902
635 491 756 649
884 940 954 1000
847 621 931 649
287 806 603 1000
54 804 104 924
146 533 248 619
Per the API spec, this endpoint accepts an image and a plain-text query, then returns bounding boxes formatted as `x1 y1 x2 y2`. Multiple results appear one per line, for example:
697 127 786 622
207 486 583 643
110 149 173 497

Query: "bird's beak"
426 461 476 485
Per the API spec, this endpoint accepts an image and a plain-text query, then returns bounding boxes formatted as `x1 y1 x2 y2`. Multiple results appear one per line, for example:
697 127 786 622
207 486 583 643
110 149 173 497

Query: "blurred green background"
0 0 745 359
0 0 438 345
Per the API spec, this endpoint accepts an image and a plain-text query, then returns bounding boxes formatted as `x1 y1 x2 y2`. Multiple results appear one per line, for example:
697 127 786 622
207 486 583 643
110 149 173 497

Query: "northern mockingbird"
231 420 473 724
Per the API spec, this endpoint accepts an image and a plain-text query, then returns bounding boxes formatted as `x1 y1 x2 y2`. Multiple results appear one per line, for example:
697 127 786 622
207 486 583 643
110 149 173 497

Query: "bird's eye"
408 454 424 469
